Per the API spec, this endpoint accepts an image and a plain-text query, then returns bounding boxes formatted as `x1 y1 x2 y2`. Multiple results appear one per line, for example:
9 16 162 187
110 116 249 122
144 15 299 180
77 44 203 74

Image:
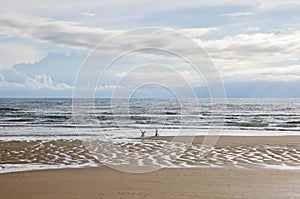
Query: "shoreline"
1 128 300 142
1 167 300 199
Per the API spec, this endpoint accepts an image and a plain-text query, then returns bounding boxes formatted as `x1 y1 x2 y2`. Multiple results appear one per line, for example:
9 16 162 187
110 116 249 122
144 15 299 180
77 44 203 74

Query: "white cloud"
221 12 254 17
0 42 40 69
1 15 298 63
97 84 125 90
196 31 300 81
80 12 95 17
0 69 72 90
198 31 300 60
0 15 216 53
220 64 300 81
29 73 73 90
0 15 300 83
0 15 121 50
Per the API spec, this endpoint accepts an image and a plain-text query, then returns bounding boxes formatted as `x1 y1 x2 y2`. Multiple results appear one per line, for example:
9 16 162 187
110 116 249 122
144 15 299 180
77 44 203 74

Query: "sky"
0 0 299 98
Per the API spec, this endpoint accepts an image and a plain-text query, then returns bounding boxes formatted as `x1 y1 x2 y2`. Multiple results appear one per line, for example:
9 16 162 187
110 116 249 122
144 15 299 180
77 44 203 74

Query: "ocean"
0 98 300 140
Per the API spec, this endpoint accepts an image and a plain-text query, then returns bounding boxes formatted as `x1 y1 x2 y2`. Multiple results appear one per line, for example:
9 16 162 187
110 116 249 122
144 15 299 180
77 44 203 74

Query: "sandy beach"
1 135 300 198
1 136 300 170
1 167 300 199
0 0 299 196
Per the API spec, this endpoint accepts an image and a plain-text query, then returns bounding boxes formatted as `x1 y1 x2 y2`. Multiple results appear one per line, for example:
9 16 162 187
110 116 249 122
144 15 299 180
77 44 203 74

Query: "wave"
286 121 300 124
0 98 300 134
225 121 269 128
0 107 20 112
165 111 178 115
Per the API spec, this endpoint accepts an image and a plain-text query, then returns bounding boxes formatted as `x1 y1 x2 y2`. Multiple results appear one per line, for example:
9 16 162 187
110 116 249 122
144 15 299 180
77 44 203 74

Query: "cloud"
0 0 297 19
195 31 300 81
0 15 120 50
197 31 300 80
221 12 254 17
0 42 40 69
0 15 218 52
29 73 73 90
80 12 95 17
0 2 299 98
1 14 298 63
0 14 299 85
198 31 300 59
13 52 85 85
0 68 72 90
222 64 300 81
1 52 299 98
0 1 298 31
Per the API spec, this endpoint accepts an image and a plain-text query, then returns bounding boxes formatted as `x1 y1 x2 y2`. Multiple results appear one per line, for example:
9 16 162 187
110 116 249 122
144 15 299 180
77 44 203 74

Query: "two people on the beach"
140 128 159 137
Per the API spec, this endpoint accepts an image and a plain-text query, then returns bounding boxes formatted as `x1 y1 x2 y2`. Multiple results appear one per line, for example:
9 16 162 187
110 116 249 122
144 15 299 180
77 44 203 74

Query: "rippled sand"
0 140 98 166
1 136 300 172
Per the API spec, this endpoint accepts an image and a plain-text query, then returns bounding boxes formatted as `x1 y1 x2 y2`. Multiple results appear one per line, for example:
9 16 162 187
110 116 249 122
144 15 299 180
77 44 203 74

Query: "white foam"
0 163 100 174
1 128 300 142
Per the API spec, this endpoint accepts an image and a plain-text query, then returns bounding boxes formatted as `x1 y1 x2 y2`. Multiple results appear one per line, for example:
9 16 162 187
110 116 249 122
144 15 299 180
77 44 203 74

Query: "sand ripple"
0 140 98 166
1 139 300 172
89 140 300 169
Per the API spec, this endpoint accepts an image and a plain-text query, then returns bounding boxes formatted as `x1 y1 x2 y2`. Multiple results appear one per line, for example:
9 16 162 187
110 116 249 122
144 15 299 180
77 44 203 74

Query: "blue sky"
0 0 299 98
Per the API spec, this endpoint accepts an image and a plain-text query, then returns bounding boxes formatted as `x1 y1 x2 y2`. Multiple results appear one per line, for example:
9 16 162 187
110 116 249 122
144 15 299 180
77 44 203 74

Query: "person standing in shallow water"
155 128 159 136
140 129 146 137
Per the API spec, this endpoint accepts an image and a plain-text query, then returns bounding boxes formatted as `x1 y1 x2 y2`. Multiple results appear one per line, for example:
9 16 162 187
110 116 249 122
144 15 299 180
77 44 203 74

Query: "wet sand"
1 167 300 199
1 136 300 171
1 136 300 198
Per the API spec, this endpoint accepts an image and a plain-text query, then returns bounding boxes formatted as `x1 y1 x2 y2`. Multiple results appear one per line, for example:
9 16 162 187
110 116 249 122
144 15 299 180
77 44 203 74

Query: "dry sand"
1 167 300 199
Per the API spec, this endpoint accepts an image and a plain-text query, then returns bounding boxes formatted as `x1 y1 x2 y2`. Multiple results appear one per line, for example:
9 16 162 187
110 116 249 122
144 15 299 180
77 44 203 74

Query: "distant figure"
155 128 159 136
140 129 146 137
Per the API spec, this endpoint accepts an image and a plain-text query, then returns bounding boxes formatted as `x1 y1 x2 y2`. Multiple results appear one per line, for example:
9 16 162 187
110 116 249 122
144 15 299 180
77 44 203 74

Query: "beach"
1 167 300 199
0 0 299 196
1 135 300 198
2 136 300 171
